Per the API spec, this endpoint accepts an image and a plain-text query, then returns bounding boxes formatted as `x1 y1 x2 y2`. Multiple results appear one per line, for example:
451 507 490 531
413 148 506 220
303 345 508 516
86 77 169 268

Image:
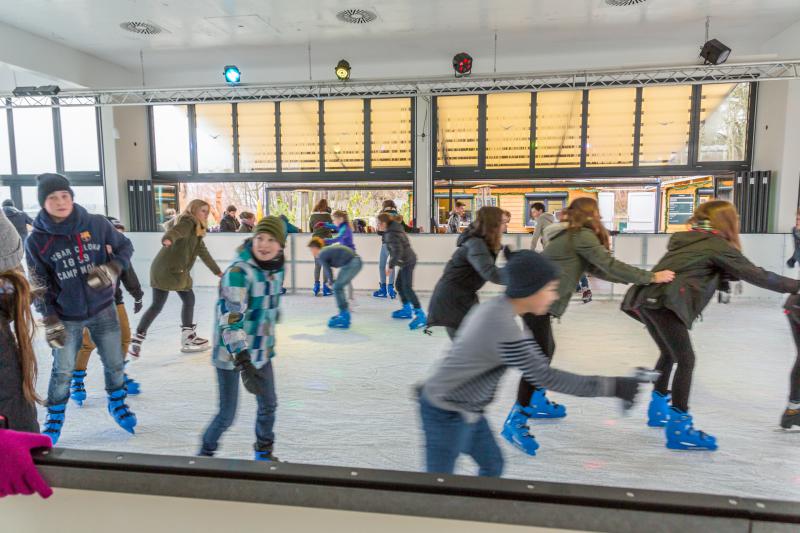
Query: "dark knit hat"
254 216 286 247
2 199 13 207
504 249 560 299
37 173 74 207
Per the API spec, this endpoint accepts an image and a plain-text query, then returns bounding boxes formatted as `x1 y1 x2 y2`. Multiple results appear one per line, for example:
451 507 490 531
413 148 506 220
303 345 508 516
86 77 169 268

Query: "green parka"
150 215 221 291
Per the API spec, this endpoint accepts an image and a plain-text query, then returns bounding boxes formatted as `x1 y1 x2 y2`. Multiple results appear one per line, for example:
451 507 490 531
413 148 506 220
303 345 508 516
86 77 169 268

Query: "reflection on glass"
486 93 531 169
238 102 276 172
639 85 692 166
586 88 636 167
72 186 105 214
153 105 191 171
370 98 412 168
699 83 750 162
196 104 234 173
534 91 583 168
21 186 39 217
154 185 178 223
436 95 479 167
60 106 100 172
324 99 364 172
280 101 320 172
13 104 56 174
0 111 11 174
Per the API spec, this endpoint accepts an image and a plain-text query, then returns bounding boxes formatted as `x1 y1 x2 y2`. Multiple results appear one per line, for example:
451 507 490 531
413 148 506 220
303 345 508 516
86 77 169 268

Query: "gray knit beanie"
0 209 24 272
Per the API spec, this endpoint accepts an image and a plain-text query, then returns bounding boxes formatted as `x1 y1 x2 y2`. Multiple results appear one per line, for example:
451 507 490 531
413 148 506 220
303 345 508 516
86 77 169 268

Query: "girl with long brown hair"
622 200 799 450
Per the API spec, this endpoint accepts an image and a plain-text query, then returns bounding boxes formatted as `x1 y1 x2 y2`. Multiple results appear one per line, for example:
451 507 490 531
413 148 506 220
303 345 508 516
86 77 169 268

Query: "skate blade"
181 346 211 353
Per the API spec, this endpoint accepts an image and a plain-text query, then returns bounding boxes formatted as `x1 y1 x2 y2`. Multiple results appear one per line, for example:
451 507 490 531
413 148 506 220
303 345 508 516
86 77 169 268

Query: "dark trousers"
396 263 421 309
639 307 695 412
516 314 555 406
788 316 800 402
137 288 196 334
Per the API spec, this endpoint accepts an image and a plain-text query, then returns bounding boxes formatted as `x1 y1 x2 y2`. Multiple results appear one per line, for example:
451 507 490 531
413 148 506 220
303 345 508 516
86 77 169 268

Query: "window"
0 111 10 174
72 186 105 214
586 88 636 167
0 186 10 203
153 105 190 171
280 101 320 172
370 98 412 168
433 187 475 227
436 95 479 167
60 106 100 172
270 188 412 228
154 185 178 224
20 186 39 217
195 104 234 173
13 104 56 174
699 83 750 162
324 99 364 172
486 93 531 169
238 103 276 172
534 91 583 168
639 86 692 166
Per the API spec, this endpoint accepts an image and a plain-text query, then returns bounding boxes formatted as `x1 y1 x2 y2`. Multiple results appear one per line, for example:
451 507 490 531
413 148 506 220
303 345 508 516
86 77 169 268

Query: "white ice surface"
35 290 800 502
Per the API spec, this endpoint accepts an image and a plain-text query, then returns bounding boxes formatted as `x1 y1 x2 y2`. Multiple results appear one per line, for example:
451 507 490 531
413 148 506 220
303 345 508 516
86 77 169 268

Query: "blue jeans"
201 362 277 454
47 303 125 406
379 244 395 285
334 256 363 312
418 394 504 477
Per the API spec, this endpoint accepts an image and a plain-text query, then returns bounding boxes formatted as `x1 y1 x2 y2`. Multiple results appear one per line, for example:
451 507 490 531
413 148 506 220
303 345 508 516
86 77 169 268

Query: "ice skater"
622 200 800 450
374 200 400 299
200 217 285 461
309 199 333 296
308 238 362 329
504 197 674 455
781 295 800 430
418 249 646 475
377 213 426 330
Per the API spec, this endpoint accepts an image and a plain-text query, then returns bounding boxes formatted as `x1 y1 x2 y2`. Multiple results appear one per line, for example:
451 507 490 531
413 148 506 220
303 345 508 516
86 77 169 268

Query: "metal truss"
3 60 799 107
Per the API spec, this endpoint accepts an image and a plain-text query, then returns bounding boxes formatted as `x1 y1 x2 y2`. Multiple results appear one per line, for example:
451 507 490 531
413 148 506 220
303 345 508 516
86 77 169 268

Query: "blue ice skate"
392 303 413 319
124 373 141 396
665 407 717 451
70 370 87 406
43 403 67 445
322 284 333 297
373 283 388 298
647 391 671 427
328 310 351 329
107 388 137 435
500 404 540 456
313 281 321 296
387 283 397 299
254 449 279 462
522 389 566 419
409 308 427 330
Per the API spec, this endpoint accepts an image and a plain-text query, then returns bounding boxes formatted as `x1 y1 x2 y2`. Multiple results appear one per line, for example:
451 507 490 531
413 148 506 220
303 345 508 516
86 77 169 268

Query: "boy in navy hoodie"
25 174 137 444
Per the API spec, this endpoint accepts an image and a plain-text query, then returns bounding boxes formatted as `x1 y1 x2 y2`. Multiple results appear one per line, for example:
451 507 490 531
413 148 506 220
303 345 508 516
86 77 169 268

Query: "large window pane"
370 98 411 168
280 101 320 172
639 86 692 166
270 188 412 228
699 83 750 162
0 111 10 174
196 104 234 173
534 91 582 168
586 88 636 167
73 186 105 214
13 105 56 174
324 99 364 172
436 95 479 167
486 93 531 169
60 106 99 172
21 186 39 217
153 105 190 171
0 186 10 203
238 102 276 172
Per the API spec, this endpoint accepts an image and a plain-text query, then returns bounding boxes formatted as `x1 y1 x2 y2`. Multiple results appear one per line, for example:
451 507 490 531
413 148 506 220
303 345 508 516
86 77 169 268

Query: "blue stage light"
223 65 241 85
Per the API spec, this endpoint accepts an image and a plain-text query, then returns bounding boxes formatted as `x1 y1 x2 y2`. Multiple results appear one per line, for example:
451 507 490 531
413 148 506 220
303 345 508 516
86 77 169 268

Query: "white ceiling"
1 0 800 88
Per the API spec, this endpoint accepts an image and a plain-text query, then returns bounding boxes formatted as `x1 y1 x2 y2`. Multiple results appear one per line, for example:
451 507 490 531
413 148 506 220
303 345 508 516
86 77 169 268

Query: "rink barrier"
28 447 800 532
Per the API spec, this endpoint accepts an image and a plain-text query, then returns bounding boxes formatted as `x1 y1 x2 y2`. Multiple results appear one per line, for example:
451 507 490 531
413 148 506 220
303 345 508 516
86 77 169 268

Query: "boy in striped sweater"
200 216 286 461
418 250 644 476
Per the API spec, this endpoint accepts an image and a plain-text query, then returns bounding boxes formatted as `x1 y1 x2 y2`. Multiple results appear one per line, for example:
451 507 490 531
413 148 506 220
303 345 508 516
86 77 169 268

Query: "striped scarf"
691 219 715 233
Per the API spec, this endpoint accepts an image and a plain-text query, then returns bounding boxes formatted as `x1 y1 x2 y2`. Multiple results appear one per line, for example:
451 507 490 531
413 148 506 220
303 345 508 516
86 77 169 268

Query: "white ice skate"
181 325 210 353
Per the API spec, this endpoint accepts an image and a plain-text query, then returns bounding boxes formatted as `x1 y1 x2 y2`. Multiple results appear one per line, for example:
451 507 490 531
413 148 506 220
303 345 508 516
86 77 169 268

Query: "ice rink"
35 290 800 502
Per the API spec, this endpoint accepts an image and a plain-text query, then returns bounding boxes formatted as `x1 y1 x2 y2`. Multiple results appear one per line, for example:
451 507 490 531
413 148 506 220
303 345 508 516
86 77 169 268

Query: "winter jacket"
543 222 653 318
116 264 144 306
0 279 38 433
2 205 33 240
309 212 333 238
26 204 133 321
427 227 503 329
317 245 357 283
280 215 301 234
324 222 355 251
383 221 417 269
622 230 800 328
219 213 240 233
448 212 465 234
237 220 254 234
530 213 556 251
151 215 221 292
212 241 284 371
789 227 800 267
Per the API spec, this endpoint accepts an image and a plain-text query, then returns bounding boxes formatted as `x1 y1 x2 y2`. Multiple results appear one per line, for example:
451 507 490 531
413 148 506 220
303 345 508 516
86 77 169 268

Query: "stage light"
453 52 472 78
335 59 351 81
700 39 731 65
223 65 241 85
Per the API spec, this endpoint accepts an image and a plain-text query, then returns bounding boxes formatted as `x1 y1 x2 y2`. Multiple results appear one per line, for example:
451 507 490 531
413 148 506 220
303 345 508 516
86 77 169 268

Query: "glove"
43 316 66 349
788 258 796 269
785 294 800 324
133 299 143 314
234 350 265 396
0 429 54 498
86 262 121 290
614 377 641 411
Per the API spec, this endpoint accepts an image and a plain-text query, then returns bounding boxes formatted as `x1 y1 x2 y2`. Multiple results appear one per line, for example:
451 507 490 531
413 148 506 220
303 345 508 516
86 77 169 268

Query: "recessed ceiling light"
120 21 163 35
336 9 377 24
605 0 648 6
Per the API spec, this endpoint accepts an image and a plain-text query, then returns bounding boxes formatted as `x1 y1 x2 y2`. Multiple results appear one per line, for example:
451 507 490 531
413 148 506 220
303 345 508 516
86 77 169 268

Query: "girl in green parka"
622 200 800 450
129 199 222 357
502 197 675 455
